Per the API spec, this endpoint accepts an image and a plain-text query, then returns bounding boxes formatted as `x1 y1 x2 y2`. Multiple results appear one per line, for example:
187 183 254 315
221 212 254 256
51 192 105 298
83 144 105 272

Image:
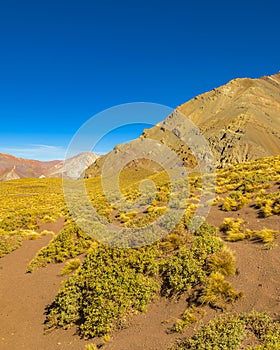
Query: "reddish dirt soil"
208 204 280 318
0 204 279 350
0 218 92 350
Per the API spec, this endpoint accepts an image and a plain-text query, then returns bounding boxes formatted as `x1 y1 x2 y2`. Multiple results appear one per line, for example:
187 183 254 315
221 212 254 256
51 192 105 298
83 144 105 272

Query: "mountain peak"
175 72 280 166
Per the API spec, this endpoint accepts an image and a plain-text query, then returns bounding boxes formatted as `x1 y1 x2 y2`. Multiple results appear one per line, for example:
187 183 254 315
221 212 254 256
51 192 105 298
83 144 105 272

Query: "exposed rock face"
176 72 280 167
48 152 99 179
0 152 99 181
85 72 280 177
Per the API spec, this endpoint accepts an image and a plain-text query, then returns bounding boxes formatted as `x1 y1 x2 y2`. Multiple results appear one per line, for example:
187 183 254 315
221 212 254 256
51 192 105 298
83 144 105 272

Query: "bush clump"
0 234 22 257
220 218 278 245
220 218 246 241
26 223 92 272
60 258 81 275
46 244 159 338
198 272 243 310
171 306 205 333
174 311 280 350
222 191 250 211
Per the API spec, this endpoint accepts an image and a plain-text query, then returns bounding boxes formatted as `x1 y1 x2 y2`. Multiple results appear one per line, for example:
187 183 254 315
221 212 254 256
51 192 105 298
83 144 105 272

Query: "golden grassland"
0 155 280 349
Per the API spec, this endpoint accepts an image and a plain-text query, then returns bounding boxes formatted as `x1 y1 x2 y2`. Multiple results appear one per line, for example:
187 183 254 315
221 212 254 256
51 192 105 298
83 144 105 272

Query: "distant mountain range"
85 72 280 177
0 152 99 181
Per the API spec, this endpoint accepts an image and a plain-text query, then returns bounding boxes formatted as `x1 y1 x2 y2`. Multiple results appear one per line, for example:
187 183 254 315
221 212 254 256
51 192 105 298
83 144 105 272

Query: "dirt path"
0 218 90 350
103 297 193 350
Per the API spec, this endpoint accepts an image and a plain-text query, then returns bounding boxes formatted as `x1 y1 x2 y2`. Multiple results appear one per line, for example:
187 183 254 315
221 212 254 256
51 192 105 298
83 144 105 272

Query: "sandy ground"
0 218 92 350
0 203 279 350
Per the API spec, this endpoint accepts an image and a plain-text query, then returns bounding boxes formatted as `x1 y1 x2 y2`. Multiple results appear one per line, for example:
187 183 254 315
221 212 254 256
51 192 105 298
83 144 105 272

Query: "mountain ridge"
85 72 280 178
175 72 280 166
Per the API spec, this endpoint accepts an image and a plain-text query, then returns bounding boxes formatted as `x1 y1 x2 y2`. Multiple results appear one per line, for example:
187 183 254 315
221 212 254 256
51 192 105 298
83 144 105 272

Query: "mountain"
176 72 280 167
47 152 99 179
0 165 21 181
0 152 99 181
0 153 60 180
85 72 280 177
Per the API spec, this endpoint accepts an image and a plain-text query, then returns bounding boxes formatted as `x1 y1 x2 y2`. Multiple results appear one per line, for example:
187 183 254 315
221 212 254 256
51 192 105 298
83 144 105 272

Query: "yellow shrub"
60 258 81 275
251 228 278 243
199 272 243 309
208 247 236 276
220 218 247 241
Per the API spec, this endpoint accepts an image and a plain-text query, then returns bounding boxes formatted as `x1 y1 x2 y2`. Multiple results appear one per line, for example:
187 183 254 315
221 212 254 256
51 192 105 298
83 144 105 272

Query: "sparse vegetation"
0 178 66 257
171 306 206 333
26 223 92 272
1 155 280 346
220 218 278 244
45 220 241 338
0 233 22 257
174 311 280 350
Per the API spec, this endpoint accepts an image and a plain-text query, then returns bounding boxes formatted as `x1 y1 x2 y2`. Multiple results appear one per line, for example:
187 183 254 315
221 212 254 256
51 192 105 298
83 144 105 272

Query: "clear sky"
0 0 279 160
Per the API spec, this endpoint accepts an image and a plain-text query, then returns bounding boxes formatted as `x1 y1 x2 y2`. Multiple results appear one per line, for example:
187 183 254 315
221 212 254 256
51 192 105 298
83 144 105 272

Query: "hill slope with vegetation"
0 154 280 349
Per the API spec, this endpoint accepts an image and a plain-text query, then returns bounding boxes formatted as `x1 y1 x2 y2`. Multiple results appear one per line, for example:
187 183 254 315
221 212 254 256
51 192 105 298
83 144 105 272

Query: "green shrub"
0 234 22 257
171 306 205 332
174 311 280 350
161 247 206 296
175 314 246 350
46 245 159 338
26 223 92 272
240 311 280 349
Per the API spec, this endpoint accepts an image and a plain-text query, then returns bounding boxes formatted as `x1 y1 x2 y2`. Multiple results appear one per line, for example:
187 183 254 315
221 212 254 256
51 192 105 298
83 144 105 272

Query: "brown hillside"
85 72 280 178
0 152 99 180
177 72 280 166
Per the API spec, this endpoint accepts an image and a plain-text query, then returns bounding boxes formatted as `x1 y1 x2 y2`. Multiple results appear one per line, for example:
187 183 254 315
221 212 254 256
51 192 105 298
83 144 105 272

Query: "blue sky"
0 0 279 160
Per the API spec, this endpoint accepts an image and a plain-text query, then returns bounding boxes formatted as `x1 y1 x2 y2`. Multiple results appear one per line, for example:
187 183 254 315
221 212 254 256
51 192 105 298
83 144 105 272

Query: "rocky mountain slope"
0 152 99 181
47 152 99 179
85 72 280 177
177 72 280 166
